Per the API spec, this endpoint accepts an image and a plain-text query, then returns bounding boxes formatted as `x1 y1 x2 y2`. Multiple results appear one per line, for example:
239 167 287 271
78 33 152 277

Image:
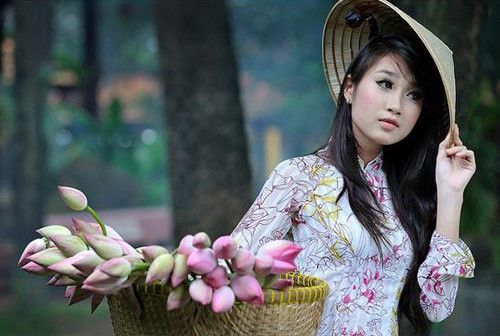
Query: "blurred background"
0 0 498 335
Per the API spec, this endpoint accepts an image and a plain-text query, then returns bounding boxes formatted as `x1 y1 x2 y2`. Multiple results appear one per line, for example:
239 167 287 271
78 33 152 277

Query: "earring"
346 98 351 104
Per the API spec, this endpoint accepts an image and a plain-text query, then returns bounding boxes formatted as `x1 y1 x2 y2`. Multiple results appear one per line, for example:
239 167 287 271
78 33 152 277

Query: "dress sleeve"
417 230 475 322
230 158 308 253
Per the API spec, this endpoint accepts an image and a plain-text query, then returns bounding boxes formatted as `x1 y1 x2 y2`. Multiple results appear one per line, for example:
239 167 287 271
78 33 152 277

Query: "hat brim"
322 0 455 129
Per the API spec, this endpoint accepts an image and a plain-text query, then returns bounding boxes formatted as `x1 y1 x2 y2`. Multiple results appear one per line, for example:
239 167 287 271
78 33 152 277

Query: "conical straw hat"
322 0 455 130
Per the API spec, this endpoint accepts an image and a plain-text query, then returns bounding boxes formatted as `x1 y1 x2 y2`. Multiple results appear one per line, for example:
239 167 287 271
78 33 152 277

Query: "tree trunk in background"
393 0 488 122
12 1 53 249
154 1 252 240
83 0 99 117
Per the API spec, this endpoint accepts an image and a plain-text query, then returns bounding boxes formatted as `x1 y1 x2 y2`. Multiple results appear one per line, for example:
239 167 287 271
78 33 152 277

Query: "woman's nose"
386 94 402 114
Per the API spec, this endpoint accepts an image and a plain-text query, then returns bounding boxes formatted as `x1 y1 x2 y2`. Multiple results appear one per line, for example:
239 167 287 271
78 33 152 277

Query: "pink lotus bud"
36 225 72 239
65 285 76 299
231 274 264 305
57 275 78 286
102 225 123 240
211 286 235 313
47 273 62 285
21 261 50 275
178 235 195 256
18 238 47 267
98 258 132 278
166 286 188 311
272 278 293 290
192 232 211 249
254 254 274 276
171 254 188 287
81 258 133 295
71 250 105 275
72 218 100 235
122 254 143 266
28 247 66 268
265 276 293 290
85 234 123 259
116 239 142 258
95 237 140 258
47 253 87 279
83 269 112 286
202 265 229 288
270 259 296 274
51 275 78 286
231 249 254 275
82 268 128 295
72 218 123 240
189 279 213 305
138 245 169 262
213 236 238 259
257 240 302 274
49 234 87 257
68 286 93 305
187 248 217 275
258 240 302 260
57 186 88 211
145 253 174 285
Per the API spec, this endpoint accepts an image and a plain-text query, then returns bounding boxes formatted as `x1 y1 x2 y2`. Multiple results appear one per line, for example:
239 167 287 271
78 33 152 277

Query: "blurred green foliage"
0 274 110 335
461 80 500 269
43 0 168 210
45 98 169 209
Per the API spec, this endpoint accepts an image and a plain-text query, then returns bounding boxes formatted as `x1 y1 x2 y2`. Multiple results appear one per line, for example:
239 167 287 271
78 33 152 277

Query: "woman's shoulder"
273 149 333 180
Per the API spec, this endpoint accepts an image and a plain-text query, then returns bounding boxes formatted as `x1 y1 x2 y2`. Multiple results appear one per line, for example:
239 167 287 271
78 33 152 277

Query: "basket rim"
133 272 329 305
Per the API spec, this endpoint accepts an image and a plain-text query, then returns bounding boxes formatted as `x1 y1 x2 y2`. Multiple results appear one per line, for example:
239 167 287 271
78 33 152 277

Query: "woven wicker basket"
108 272 329 336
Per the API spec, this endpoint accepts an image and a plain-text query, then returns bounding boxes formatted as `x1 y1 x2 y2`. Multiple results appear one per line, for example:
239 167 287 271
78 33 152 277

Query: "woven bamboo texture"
108 272 329 336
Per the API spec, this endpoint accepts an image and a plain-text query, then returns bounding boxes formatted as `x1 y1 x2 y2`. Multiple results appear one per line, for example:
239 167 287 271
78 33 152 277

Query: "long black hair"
318 35 449 333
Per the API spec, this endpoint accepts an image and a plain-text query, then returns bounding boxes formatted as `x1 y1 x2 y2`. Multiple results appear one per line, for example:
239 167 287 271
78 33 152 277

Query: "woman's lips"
379 119 398 130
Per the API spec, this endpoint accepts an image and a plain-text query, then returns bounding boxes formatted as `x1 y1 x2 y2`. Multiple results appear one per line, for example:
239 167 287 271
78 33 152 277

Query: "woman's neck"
356 146 382 167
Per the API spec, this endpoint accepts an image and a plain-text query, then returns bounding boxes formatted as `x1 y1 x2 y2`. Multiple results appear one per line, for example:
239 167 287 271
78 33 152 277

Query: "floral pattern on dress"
417 231 475 322
231 150 475 335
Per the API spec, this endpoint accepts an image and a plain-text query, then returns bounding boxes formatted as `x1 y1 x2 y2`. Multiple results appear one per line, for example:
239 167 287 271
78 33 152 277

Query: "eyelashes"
376 78 393 89
376 78 423 102
409 91 423 101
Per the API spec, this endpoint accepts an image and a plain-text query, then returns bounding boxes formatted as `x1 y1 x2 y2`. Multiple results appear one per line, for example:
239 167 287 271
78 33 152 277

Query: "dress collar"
317 146 384 173
357 151 384 173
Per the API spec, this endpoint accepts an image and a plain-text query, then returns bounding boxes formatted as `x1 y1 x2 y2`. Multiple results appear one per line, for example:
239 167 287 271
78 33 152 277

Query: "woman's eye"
408 91 423 101
376 79 392 89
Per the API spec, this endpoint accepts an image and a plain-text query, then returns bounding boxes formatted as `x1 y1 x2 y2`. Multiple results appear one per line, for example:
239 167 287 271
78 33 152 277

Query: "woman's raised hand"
435 124 476 194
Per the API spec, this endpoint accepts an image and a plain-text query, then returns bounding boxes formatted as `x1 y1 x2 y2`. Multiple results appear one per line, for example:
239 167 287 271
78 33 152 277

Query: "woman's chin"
372 134 404 146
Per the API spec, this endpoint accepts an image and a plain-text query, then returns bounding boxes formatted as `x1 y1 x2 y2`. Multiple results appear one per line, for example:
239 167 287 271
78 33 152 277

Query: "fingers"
445 145 467 156
447 146 476 168
439 124 464 151
455 149 475 163
439 129 452 150
453 124 463 146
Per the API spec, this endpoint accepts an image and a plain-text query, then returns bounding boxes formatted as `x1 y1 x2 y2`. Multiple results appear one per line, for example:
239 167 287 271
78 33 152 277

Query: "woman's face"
344 54 423 152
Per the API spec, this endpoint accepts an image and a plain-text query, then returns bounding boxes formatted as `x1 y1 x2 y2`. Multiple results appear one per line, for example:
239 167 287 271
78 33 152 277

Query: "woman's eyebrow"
375 69 398 77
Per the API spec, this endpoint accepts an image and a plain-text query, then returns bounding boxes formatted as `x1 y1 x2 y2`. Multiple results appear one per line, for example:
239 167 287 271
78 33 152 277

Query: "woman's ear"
343 75 354 103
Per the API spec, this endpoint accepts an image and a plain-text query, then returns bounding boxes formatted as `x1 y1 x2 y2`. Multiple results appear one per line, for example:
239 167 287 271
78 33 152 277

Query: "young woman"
231 1 476 335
